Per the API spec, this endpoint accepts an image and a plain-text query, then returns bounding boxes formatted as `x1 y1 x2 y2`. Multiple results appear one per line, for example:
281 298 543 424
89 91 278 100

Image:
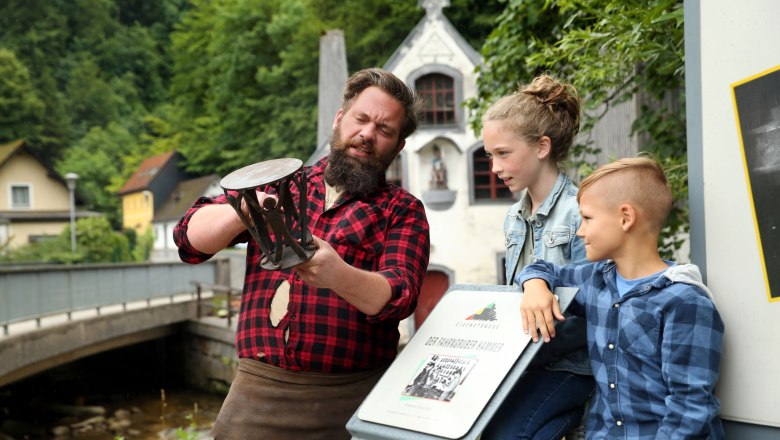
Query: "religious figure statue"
430 145 448 189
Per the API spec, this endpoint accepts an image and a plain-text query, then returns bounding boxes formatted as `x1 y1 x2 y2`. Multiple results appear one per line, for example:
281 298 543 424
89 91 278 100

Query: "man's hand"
293 237 342 290
520 278 564 343
293 236 392 316
240 190 278 225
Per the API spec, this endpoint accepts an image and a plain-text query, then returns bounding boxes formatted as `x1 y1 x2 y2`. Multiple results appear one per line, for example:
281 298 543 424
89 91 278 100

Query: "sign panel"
732 65 780 300
349 284 578 440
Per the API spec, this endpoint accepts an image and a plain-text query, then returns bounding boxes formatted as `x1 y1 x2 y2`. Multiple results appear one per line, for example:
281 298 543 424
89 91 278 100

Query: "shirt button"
608 343 615 349
290 314 296 320
613 303 620 308
610 383 616 389
616 421 623 427
295 274 301 281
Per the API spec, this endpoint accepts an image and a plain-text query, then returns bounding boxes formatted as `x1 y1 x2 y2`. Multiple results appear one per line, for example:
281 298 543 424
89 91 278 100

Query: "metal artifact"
220 158 316 270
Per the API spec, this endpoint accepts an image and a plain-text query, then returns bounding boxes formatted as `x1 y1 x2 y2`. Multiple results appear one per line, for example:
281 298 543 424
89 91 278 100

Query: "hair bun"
522 75 573 107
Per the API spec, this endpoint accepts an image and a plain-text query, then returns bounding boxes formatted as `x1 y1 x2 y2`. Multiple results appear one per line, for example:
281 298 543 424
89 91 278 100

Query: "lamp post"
64 173 79 253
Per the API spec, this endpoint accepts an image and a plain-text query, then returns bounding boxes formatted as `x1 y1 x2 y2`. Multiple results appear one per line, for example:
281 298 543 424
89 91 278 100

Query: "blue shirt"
517 260 725 439
615 267 667 298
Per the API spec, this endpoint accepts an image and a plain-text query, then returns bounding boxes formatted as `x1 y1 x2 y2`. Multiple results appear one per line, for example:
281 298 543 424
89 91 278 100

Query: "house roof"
118 151 178 195
0 139 26 167
0 139 91 205
0 139 65 183
153 174 222 222
383 2 481 72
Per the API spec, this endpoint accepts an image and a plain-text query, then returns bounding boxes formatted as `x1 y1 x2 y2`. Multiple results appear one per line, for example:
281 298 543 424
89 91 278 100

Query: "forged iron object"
220 158 316 270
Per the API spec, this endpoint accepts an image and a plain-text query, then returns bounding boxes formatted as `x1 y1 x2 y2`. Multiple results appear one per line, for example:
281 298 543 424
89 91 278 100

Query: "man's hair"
481 74 580 163
341 67 421 141
578 156 673 233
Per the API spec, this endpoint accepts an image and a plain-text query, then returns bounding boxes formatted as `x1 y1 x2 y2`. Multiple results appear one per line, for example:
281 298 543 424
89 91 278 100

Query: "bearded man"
174 68 430 439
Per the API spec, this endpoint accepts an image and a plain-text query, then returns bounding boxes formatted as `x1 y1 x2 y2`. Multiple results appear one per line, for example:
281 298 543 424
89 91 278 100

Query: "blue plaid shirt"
517 260 725 439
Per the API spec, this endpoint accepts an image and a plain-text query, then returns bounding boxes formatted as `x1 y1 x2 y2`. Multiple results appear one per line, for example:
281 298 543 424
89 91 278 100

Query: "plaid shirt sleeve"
369 195 430 323
515 259 596 301
173 194 250 263
657 290 724 438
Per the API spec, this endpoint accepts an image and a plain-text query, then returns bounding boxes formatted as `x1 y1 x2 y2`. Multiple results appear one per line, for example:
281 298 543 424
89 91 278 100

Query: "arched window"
416 73 455 126
471 146 513 202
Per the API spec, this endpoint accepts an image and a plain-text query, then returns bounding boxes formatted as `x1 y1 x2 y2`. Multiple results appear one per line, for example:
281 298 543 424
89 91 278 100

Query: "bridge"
0 258 242 388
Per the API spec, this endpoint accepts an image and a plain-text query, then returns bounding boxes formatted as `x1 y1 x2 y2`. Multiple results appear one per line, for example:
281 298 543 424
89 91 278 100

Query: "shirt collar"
517 172 572 217
602 259 676 290
309 157 328 178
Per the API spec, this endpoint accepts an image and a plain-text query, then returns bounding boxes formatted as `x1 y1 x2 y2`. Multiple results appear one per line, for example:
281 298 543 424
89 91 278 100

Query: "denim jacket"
504 172 591 375
504 172 586 276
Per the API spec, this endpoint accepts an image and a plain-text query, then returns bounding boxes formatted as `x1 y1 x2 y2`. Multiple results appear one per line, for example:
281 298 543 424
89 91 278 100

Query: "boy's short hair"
578 156 673 233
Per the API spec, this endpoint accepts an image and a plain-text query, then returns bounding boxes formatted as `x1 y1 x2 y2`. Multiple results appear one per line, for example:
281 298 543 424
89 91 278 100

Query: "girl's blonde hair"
482 75 580 162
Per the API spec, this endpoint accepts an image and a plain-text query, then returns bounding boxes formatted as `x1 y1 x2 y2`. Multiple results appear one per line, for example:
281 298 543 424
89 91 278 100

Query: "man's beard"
324 128 397 199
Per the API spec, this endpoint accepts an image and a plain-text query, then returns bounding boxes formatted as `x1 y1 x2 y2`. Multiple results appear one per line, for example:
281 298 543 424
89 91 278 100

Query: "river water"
0 339 227 439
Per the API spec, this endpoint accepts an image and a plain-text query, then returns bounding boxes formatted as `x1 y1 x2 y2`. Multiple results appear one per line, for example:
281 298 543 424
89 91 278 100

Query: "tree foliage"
0 49 45 143
0 0 512 263
0 0 185 231
1 0 692 261
168 0 322 175
468 0 687 258
0 217 137 264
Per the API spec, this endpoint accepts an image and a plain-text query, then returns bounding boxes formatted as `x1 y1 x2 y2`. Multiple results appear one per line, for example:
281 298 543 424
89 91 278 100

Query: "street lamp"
64 173 79 253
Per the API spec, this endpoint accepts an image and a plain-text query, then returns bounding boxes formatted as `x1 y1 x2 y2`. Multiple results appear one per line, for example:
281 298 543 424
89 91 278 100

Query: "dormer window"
416 73 455 127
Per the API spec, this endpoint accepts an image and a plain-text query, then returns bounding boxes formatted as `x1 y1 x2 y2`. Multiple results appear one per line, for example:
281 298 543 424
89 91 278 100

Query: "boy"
517 156 725 439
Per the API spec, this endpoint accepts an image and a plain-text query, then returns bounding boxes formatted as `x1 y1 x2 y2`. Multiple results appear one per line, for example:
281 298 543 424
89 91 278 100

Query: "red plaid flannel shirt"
174 158 430 373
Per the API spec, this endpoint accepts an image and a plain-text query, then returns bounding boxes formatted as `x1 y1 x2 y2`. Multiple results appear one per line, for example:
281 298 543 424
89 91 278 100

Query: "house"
310 0 511 328
379 0 511 327
118 151 190 234
151 174 222 261
0 139 95 249
310 0 640 329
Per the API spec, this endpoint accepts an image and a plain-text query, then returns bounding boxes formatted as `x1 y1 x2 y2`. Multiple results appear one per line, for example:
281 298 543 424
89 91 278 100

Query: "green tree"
308 0 422 70
309 0 503 75
169 0 322 174
65 56 123 136
2 217 132 264
0 0 72 156
0 0 184 162
2 0 504 233
56 123 139 226
73 216 132 263
470 0 687 258
446 0 508 50
0 49 45 143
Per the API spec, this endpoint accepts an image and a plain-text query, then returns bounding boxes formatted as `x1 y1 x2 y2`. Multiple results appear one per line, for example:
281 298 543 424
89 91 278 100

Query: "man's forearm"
187 203 246 254
333 267 393 316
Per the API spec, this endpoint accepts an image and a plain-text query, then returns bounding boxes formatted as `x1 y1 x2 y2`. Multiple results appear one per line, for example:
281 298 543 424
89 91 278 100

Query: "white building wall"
388 10 512 285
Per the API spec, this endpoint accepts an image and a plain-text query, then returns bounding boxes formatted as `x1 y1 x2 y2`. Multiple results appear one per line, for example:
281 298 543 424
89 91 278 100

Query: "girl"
481 75 593 440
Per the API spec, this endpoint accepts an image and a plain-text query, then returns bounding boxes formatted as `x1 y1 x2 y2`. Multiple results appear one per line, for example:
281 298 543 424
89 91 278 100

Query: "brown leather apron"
210 358 386 439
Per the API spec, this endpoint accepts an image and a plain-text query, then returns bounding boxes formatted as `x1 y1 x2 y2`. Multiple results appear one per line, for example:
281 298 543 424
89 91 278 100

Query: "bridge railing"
0 259 229 335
